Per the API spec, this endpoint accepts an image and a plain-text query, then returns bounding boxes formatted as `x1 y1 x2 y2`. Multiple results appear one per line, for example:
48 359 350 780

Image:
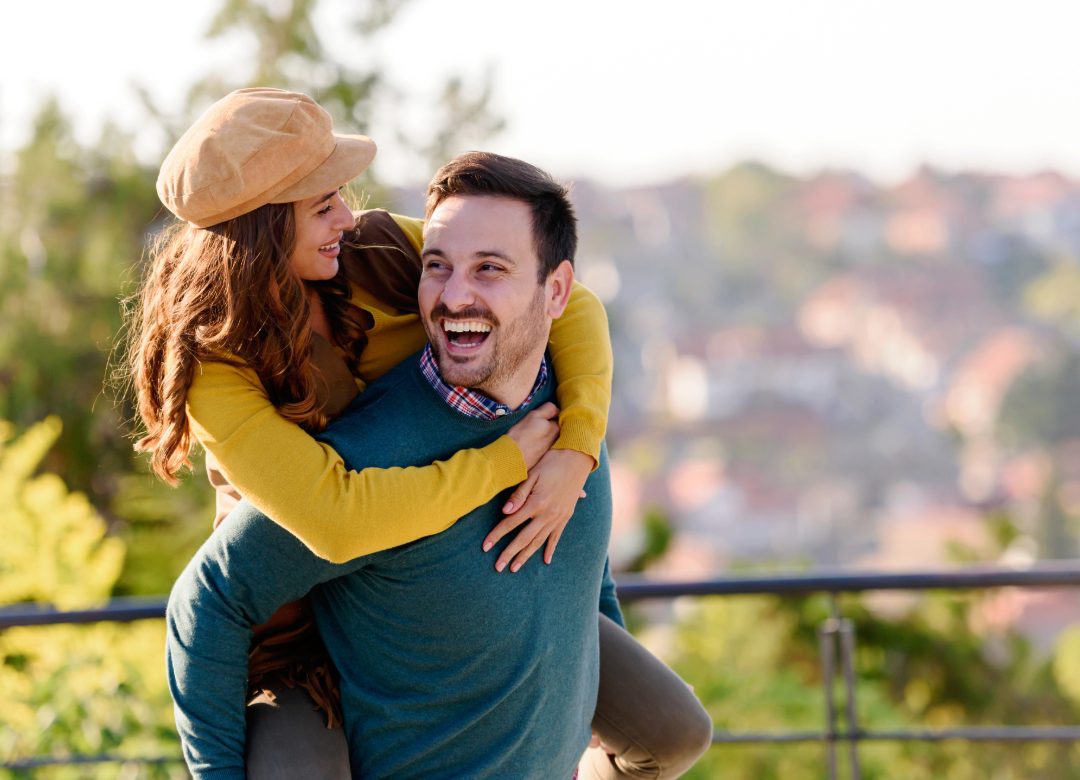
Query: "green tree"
0 93 217 597
142 0 503 176
0 419 180 778
0 100 155 498
997 349 1080 558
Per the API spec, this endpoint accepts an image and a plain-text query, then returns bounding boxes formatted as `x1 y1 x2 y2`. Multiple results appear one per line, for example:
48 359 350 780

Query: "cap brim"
271 133 377 204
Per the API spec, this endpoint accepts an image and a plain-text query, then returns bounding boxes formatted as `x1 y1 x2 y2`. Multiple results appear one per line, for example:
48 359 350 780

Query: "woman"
130 87 710 778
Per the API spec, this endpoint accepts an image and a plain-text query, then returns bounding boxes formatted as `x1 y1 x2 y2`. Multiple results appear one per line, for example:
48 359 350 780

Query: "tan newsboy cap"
156 87 376 228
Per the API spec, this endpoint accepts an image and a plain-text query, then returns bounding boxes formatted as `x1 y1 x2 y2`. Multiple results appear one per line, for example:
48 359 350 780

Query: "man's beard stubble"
426 286 548 395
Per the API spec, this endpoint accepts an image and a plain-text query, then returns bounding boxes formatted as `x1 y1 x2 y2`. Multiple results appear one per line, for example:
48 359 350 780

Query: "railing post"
818 595 840 780
839 615 862 779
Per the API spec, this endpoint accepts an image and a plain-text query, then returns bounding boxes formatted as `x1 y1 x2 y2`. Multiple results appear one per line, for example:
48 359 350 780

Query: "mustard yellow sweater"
186 214 611 563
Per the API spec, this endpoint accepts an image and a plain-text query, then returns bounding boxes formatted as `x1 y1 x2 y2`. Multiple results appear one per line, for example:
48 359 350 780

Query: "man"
167 152 622 779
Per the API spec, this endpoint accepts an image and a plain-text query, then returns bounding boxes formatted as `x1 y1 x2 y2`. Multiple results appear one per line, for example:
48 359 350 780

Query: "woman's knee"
653 696 713 776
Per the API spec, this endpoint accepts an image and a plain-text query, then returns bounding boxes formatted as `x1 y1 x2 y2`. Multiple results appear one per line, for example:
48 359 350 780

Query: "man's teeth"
443 321 492 333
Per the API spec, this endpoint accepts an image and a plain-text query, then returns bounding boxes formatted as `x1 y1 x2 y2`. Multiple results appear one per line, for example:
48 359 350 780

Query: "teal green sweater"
166 354 621 779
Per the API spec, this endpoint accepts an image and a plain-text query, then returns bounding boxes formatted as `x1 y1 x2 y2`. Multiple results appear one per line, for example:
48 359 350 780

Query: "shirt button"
495 408 508 417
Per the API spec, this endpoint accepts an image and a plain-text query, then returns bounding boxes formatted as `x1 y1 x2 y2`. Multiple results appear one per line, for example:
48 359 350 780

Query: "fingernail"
510 562 521 573
482 541 493 552
503 501 514 513
496 560 507 572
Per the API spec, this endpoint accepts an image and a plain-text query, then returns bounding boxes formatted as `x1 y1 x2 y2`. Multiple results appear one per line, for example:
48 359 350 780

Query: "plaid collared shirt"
419 344 549 420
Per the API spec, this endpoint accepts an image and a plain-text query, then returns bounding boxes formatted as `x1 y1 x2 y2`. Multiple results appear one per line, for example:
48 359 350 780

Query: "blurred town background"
4 1 1080 777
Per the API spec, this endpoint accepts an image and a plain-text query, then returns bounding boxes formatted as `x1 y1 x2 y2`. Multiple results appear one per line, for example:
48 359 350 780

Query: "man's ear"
545 260 575 319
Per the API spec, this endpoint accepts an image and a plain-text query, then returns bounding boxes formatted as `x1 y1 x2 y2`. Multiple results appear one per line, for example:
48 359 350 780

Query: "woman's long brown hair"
126 203 372 484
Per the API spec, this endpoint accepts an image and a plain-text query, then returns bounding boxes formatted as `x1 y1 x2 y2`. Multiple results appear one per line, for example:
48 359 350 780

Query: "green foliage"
669 592 1080 779
0 623 182 779
0 419 181 777
171 0 501 176
695 162 853 322
0 94 214 597
1024 260 1080 333
626 506 673 572
0 99 156 497
199 0 377 128
1054 627 1080 707
704 161 799 262
998 349 1080 449
0 418 123 609
408 73 506 173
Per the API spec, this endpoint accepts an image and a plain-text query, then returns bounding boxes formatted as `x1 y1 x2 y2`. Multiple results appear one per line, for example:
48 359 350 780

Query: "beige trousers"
578 613 713 780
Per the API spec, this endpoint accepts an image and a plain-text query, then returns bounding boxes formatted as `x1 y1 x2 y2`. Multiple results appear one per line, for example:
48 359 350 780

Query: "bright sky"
4 0 1080 186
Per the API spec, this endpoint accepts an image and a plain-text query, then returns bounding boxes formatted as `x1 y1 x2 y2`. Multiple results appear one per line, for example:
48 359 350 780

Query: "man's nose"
440 271 475 310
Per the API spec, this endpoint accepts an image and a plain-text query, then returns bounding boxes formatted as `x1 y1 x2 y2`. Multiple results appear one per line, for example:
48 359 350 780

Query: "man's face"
420 195 557 402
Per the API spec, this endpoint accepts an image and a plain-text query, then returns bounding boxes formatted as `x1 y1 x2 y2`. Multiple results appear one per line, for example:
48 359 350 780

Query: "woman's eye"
317 204 334 216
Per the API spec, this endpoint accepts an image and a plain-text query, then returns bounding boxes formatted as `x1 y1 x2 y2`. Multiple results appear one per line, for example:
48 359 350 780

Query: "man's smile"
441 319 493 351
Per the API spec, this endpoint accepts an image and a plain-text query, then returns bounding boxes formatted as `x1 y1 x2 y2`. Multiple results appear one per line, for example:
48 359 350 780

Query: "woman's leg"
246 685 351 779
579 614 714 780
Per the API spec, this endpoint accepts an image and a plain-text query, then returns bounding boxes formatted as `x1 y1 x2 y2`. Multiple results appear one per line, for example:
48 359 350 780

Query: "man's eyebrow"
420 248 516 265
475 250 515 265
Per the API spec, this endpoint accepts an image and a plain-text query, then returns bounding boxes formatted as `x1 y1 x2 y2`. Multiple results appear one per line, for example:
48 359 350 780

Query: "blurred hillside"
402 163 1080 593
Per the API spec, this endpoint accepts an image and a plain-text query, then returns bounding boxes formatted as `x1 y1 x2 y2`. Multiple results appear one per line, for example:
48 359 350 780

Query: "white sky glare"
4 0 1080 186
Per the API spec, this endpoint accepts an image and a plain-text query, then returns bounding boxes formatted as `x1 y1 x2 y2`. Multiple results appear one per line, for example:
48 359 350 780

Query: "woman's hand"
505 402 560 470
482 447 594 573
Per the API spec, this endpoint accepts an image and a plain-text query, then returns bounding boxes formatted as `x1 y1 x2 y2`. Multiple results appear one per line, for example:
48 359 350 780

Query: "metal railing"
618 563 1080 779
5 562 1080 777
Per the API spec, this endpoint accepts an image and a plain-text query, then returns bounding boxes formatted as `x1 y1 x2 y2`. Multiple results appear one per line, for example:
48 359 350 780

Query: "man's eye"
479 263 502 273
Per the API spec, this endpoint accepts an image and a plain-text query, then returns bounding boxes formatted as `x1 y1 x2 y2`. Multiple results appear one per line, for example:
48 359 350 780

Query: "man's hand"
482 448 594 572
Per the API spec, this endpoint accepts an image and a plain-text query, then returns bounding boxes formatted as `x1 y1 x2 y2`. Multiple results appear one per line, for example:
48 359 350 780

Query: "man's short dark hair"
425 152 577 281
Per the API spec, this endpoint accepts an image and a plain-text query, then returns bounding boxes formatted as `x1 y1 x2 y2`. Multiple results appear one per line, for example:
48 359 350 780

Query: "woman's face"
289 189 354 281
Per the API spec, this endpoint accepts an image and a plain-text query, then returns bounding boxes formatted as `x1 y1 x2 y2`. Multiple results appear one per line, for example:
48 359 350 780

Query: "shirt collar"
419 344 548 421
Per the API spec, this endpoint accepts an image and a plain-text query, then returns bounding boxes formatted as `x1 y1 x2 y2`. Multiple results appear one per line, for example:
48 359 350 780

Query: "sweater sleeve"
166 502 355 778
548 281 613 464
388 213 613 464
598 557 625 628
186 360 527 564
